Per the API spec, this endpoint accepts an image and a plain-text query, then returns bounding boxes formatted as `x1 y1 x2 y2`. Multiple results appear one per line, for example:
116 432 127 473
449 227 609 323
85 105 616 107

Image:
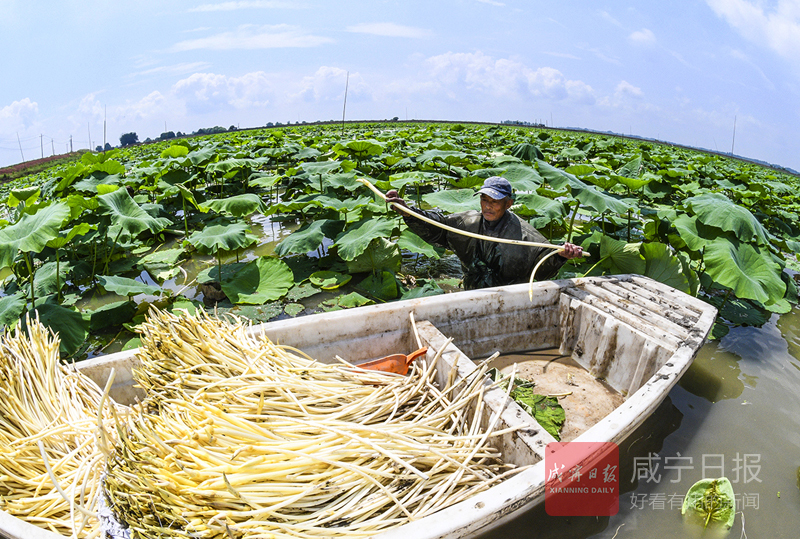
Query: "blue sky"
2 0 799 171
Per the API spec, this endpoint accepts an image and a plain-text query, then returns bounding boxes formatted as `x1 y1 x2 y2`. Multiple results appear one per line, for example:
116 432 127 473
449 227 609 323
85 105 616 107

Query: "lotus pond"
1 121 798 358
1 121 799 537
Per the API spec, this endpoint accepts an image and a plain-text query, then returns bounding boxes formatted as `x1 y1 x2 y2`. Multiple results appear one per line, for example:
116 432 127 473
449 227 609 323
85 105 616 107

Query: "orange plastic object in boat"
357 347 428 375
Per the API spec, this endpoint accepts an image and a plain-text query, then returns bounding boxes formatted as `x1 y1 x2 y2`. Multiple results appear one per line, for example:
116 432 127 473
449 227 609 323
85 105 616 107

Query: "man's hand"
385 190 410 213
559 242 584 259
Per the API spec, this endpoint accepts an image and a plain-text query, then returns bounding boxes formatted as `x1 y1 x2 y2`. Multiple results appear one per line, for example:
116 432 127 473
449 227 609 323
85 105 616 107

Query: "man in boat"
385 176 583 290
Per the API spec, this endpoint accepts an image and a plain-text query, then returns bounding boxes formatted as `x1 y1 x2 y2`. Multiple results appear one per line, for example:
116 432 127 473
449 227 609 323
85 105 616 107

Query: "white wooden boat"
0 274 716 539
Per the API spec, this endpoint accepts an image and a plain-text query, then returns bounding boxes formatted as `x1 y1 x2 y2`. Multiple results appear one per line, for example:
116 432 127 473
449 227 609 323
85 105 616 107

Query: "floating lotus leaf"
283 303 305 316
220 257 294 304
422 189 480 214
685 192 770 245
138 248 186 282
310 270 352 290
682 477 735 530
703 237 785 305
334 218 397 261
336 292 374 308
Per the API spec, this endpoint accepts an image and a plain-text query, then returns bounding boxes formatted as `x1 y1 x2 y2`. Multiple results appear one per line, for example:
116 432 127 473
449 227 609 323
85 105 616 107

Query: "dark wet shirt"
402 208 565 290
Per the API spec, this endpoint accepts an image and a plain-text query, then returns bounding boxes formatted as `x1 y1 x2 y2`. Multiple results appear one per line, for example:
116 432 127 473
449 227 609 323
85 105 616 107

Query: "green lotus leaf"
400 280 445 300
357 270 398 300
334 218 397 261
34 261 73 297
337 292 374 308
249 173 282 189
300 160 341 176
346 237 401 274
310 195 373 214
187 222 258 256
203 194 268 217
600 235 646 275
8 187 40 207
282 284 319 305
512 193 566 222
0 292 26 330
537 160 630 215
703 237 785 305
641 242 690 294
97 188 167 241
325 172 361 191
283 257 319 283
161 145 189 159
284 303 305 316
616 155 642 178
682 477 735 530
138 248 186 282
685 192 770 245
89 300 138 332
220 257 294 304
501 164 543 192
274 219 344 257
32 303 90 357
397 229 442 259
422 189 480 214
671 214 721 252
97 275 162 297
206 158 259 175
0 201 70 269
340 139 384 158
310 270 352 290
558 147 586 161
510 143 544 161
74 173 122 194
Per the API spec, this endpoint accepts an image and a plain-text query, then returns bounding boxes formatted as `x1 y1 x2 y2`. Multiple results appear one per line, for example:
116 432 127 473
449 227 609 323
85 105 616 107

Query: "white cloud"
706 0 800 62
477 0 505 6
346 22 433 39
172 24 332 51
293 67 370 104
629 28 656 45
189 1 298 12
128 62 213 79
172 72 278 112
615 80 644 99
423 51 595 103
0 98 39 129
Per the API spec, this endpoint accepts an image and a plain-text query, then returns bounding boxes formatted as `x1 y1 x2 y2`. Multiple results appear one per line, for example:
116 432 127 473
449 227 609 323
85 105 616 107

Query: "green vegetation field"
1 121 798 358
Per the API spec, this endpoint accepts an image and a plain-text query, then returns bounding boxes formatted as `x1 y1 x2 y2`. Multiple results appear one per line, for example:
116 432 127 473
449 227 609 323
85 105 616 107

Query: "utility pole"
41 134 44 158
88 123 92 151
16 132 24 162
731 116 737 155
70 136 73 153
51 138 55 156
341 71 349 136
103 105 107 153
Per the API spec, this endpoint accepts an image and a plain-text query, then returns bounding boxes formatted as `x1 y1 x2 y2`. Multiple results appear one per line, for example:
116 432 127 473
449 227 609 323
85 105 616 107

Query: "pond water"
480 307 800 538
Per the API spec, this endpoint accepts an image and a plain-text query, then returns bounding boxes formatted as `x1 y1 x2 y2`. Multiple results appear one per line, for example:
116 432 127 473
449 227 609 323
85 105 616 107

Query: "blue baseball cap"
477 176 513 200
